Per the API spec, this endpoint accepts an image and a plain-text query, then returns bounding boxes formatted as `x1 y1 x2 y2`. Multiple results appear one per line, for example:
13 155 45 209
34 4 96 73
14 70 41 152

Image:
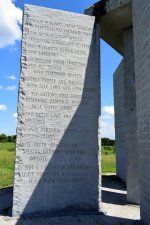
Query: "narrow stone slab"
13 5 100 217
123 28 139 205
114 60 127 183
132 0 150 223
114 29 140 203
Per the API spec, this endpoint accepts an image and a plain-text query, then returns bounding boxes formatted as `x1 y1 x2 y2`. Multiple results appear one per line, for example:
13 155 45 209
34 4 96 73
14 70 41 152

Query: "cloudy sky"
0 0 122 138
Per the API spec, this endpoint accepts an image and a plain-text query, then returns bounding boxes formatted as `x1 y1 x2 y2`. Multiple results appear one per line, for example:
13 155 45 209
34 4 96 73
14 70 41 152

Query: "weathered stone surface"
13 5 100 217
114 29 140 204
84 0 132 55
114 60 127 183
106 0 131 12
123 28 139 204
132 0 150 223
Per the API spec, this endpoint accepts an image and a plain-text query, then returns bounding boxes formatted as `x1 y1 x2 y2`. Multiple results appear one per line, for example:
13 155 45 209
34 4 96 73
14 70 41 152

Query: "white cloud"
0 0 22 48
0 104 7 111
102 106 114 116
12 112 17 118
101 114 113 120
101 120 115 139
7 75 16 80
101 105 115 139
6 85 17 90
0 85 3 90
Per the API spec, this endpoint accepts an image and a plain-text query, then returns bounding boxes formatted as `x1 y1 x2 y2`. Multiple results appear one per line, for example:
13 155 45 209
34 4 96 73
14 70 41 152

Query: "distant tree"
0 133 7 142
109 139 115 146
12 135 16 143
101 138 115 146
7 136 13 142
0 134 16 142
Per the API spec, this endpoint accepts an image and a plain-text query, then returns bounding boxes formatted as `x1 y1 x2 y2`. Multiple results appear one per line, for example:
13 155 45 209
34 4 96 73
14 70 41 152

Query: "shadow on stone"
102 175 126 191
13 23 101 219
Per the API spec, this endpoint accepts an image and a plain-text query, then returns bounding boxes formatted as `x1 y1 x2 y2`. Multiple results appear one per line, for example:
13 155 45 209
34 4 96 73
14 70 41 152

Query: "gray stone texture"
132 0 150 223
114 60 127 183
13 5 100 217
106 0 131 12
114 29 140 204
123 28 139 204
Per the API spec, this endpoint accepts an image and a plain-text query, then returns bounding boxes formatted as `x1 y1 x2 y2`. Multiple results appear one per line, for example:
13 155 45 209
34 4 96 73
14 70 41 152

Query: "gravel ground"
0 175 141 225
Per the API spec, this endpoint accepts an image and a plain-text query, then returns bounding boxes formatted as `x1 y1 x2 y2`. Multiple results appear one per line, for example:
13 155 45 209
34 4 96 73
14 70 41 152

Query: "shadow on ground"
102 190 127 205
0 214 141 225
102 175 126 191
102 175 127 205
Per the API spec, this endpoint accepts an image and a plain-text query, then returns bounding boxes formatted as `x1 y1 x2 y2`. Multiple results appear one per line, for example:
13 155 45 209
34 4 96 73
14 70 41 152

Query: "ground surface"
0 143 116 188
0 175 141 225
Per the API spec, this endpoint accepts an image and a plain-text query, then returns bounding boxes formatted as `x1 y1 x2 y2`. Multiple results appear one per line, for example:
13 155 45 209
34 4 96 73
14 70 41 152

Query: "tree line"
0 134 115 146
101 138 115 146
0 134 16 142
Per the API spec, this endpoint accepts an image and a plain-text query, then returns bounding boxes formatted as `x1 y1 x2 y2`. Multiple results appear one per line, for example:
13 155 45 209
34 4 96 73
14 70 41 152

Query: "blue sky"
0 0 122 138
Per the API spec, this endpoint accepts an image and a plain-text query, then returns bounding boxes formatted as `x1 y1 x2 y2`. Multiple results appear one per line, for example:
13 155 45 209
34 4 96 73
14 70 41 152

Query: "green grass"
101 146 116 174
0 143 116 188
0 142 15 188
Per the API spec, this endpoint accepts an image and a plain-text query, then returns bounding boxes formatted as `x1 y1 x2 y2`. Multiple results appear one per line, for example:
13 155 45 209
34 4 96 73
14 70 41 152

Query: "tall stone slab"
114 60 127 183
13 5 100 217
132 0 150 223
123 28 139 204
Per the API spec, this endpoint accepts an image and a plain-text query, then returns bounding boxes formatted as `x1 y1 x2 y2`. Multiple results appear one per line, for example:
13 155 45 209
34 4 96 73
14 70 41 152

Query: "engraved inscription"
13 5 100 216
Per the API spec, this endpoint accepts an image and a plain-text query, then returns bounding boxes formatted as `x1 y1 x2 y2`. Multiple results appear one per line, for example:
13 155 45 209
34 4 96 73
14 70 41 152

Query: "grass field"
0 142 15 188
0 143 116 188
101 146 116 173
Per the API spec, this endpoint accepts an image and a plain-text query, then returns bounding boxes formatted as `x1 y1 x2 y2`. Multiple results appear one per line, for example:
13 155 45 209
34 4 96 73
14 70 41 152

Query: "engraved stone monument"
13 5 100 217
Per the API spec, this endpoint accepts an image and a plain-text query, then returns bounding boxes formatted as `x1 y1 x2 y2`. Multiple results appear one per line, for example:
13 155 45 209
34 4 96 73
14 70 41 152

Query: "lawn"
101 146 116 174
0 142 15 188
0 143 116 188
